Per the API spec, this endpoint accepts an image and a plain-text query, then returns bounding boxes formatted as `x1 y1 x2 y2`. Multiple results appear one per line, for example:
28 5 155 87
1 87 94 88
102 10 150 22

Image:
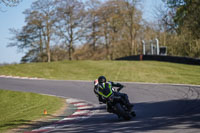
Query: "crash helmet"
98 76 106 83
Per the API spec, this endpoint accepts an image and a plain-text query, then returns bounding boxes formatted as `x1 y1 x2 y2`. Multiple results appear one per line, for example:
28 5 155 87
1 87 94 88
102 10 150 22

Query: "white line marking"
0 75 44 80
32 126 54 131
61 117 78 121
66 98 83 103
77 106 93 110
73 103 88 106
72 110 89 115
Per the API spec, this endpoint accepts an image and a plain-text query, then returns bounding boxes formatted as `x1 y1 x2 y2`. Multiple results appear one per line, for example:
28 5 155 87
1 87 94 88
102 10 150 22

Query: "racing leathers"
93 80 133 110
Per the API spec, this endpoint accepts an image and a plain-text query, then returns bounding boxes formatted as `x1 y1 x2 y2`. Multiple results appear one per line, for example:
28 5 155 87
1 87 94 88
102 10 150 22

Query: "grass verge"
0 60 200 85
0 89 64 132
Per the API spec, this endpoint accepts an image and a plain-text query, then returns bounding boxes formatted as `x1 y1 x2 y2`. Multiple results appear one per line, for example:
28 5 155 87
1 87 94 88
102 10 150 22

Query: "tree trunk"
69 41 73 60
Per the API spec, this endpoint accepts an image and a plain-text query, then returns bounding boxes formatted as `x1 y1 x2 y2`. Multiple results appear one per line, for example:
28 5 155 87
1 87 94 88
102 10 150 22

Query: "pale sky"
0 0 164 64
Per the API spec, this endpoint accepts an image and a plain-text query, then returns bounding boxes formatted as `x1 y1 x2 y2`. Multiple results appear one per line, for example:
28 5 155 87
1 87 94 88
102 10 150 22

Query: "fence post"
140 54 143 61
142 40 145 55
155 38 159 55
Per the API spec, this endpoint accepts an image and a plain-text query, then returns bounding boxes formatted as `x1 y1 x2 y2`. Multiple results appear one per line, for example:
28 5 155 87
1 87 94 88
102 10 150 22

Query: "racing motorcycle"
105 87 136 120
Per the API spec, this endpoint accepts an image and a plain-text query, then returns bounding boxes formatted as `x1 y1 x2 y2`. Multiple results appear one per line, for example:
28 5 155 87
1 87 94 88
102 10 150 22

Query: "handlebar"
117 85 125 92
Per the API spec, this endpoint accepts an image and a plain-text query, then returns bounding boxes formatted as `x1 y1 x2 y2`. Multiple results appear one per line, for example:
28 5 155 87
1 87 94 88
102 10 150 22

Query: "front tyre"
131 111 136 117
115 103 131 120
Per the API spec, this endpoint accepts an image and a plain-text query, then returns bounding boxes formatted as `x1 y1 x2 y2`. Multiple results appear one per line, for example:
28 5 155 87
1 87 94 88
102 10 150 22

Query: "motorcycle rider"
94 76 133 111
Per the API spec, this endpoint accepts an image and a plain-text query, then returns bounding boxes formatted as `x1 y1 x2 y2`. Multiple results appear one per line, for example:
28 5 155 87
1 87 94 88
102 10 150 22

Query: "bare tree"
0 0 21 7
0 0 21 11
8 0 57 62
121 0 142 55
25 0 56 62
55 0 85 60
84 0 101 51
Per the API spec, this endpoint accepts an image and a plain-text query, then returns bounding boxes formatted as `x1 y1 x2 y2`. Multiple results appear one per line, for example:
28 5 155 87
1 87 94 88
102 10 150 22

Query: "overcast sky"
0 0 164 64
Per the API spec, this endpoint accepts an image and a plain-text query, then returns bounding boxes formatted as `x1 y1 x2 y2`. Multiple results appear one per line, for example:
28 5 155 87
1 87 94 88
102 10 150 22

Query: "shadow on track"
48 99 200 133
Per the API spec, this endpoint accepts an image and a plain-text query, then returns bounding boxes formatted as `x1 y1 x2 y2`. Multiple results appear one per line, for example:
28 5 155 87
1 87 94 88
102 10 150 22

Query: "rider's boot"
131 111 136 117
106 104 113 113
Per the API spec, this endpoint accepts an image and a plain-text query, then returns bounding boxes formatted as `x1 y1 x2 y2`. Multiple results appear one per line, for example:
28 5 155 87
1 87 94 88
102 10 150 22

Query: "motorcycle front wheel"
115 103 131 120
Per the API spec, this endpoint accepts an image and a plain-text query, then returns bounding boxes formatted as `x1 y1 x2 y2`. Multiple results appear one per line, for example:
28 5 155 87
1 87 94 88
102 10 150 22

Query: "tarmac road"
0 77 200 133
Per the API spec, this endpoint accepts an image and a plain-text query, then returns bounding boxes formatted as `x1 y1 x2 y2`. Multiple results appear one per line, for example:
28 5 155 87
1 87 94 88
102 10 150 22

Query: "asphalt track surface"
1 77 200 133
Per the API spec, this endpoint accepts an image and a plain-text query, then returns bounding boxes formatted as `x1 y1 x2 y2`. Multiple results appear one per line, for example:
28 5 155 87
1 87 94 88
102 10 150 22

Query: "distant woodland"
5 0 200 62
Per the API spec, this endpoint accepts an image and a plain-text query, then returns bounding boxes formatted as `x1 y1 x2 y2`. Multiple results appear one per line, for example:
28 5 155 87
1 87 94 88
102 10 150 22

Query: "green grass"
0 60 200 85
0 89 64 132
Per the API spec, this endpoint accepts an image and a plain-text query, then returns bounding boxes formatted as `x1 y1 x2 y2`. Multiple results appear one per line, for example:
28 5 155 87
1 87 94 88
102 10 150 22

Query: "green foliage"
0 61 199 85
0 89 63 132
166 0 200 39
157 0 200 58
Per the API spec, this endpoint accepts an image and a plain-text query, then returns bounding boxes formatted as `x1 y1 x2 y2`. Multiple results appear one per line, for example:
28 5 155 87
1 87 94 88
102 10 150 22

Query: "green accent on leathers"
98 83 113 98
